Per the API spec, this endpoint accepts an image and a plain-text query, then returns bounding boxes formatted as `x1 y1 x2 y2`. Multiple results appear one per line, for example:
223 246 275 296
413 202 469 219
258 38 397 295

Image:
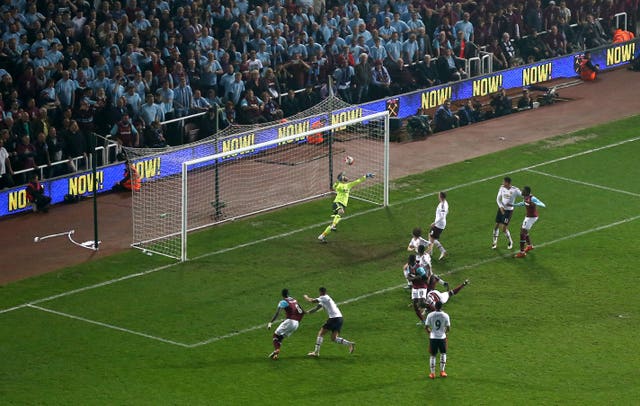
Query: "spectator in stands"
222 100 237 126
520 30 551 62
298 85 321 111
388 57 418 93
143 120 167 148
525 0 544 34
63 120 89 170
33 131 51 178
191 89 212 113
261 91 284 122
46 127 66 177
432 30 452 58
0 137 14 189
370 59 392 99
436 48 467 83
454 12 474 42
433 99 459 132
579 14 609 48
239 88 267 124
15 133 37 179
281 89 300 118
499 32 521 67
353 53 372 103
414 54 440 89
333 56 355 103
110 113 140 148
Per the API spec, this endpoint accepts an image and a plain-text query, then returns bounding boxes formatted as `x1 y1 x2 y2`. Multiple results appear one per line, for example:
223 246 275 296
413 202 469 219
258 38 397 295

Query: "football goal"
128 105 389 261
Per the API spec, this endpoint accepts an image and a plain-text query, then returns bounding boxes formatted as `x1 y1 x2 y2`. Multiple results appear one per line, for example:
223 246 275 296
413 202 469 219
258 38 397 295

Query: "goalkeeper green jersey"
333 176 366 207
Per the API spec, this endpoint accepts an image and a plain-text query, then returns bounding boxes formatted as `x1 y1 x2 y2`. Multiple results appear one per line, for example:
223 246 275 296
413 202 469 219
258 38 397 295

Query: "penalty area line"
28 304 191 348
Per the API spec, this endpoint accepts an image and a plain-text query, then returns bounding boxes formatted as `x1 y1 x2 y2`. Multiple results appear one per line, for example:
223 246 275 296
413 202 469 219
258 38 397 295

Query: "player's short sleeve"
278 299 288 308
316 296 329 308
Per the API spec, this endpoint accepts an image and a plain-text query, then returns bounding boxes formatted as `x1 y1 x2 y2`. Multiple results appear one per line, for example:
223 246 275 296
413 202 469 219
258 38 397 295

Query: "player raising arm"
514 186 546 258
304 287 355 357
267 288 305 360
317 171 375 242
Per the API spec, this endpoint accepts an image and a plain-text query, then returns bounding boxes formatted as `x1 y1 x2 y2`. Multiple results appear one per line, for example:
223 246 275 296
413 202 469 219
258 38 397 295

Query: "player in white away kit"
304 287 355 357
405 228 430 288
425 301 451 379
492 176 522 249
428 191 449 260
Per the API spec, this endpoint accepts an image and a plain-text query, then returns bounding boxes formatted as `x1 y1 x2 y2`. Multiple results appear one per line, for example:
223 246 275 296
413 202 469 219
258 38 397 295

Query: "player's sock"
331 214 341 228
335 337 353 346
505 230 512 242
440 353 447 371
520 231 526 251
430 356 436 374
433 240 444 251
414 305 425 321
272 334 282 350
322 225 332 236
451 282 467 295
526 235 531 245
314 336 323 353
492 229 499 244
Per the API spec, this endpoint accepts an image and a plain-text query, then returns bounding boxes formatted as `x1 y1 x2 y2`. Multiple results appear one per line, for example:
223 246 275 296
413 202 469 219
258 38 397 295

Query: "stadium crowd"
0 0 637 189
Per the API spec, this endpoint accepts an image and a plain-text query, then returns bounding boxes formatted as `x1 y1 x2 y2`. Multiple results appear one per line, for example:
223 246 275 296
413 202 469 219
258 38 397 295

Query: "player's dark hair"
435 301 443 310
412 227 422 237
418 244 426 254
281 288 289 298
504 176 512 184
408 254 416 266
523 186 531 195
319 287 327 294
439 191 447 199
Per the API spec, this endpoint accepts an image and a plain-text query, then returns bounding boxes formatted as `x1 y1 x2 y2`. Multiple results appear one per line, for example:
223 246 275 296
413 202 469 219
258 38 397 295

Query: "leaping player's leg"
332 330 355 353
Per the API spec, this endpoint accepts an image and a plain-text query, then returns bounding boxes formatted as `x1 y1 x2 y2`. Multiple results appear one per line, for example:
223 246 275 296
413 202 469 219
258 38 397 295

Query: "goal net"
125 99 389 261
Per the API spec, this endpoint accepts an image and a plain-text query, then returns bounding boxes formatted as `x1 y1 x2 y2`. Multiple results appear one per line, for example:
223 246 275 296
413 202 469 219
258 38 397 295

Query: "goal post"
132 109 390 261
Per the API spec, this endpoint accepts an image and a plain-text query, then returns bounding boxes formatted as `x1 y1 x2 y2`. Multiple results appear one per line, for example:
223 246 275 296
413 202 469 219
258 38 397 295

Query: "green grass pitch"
1 116 639 405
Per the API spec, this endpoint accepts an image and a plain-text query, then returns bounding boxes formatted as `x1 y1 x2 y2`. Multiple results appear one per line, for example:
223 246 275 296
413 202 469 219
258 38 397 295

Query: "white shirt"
408 236 430 252
417 252 432 270
496 185 522 210
425 310 450 339
316 294 342 318
434 200 449 229
0 147 8 175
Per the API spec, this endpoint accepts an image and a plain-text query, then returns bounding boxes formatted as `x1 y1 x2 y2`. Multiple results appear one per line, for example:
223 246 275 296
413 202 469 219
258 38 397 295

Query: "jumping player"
267 288 305 360
514 186 546 258
318 171 375 242
405 254 429 323
304 287 355 357
492 176 522 250
407 227 430 252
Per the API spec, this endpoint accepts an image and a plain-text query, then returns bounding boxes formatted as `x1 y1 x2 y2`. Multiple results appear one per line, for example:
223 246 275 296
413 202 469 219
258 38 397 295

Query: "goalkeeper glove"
267 322 272 329
366 173 375 178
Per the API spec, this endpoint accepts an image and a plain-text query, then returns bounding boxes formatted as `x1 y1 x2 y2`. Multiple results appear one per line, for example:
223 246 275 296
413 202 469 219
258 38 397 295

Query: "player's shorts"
411 287 428 300
429 338 448 355
332 202 346 215
275 319 299 338
521 216 538 230
495 209 514 225
429 226 444 240
322 317 344 332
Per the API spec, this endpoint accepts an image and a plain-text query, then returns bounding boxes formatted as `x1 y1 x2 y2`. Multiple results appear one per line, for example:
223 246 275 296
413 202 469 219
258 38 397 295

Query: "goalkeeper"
318 171 374 243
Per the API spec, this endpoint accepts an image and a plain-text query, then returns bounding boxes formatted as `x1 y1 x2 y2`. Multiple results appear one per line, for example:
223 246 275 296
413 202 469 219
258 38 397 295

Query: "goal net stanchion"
130 108 389 261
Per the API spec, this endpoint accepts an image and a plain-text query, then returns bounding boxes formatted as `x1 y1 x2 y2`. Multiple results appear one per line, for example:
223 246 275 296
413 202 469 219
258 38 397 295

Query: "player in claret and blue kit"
267 288 305 360
514 186 546 258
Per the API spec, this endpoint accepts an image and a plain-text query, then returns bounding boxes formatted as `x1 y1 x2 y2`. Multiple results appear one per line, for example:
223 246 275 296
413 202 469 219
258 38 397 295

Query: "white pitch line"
1 136 639 317
189 213 640 347
27 304 191 347
525 168 640 198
